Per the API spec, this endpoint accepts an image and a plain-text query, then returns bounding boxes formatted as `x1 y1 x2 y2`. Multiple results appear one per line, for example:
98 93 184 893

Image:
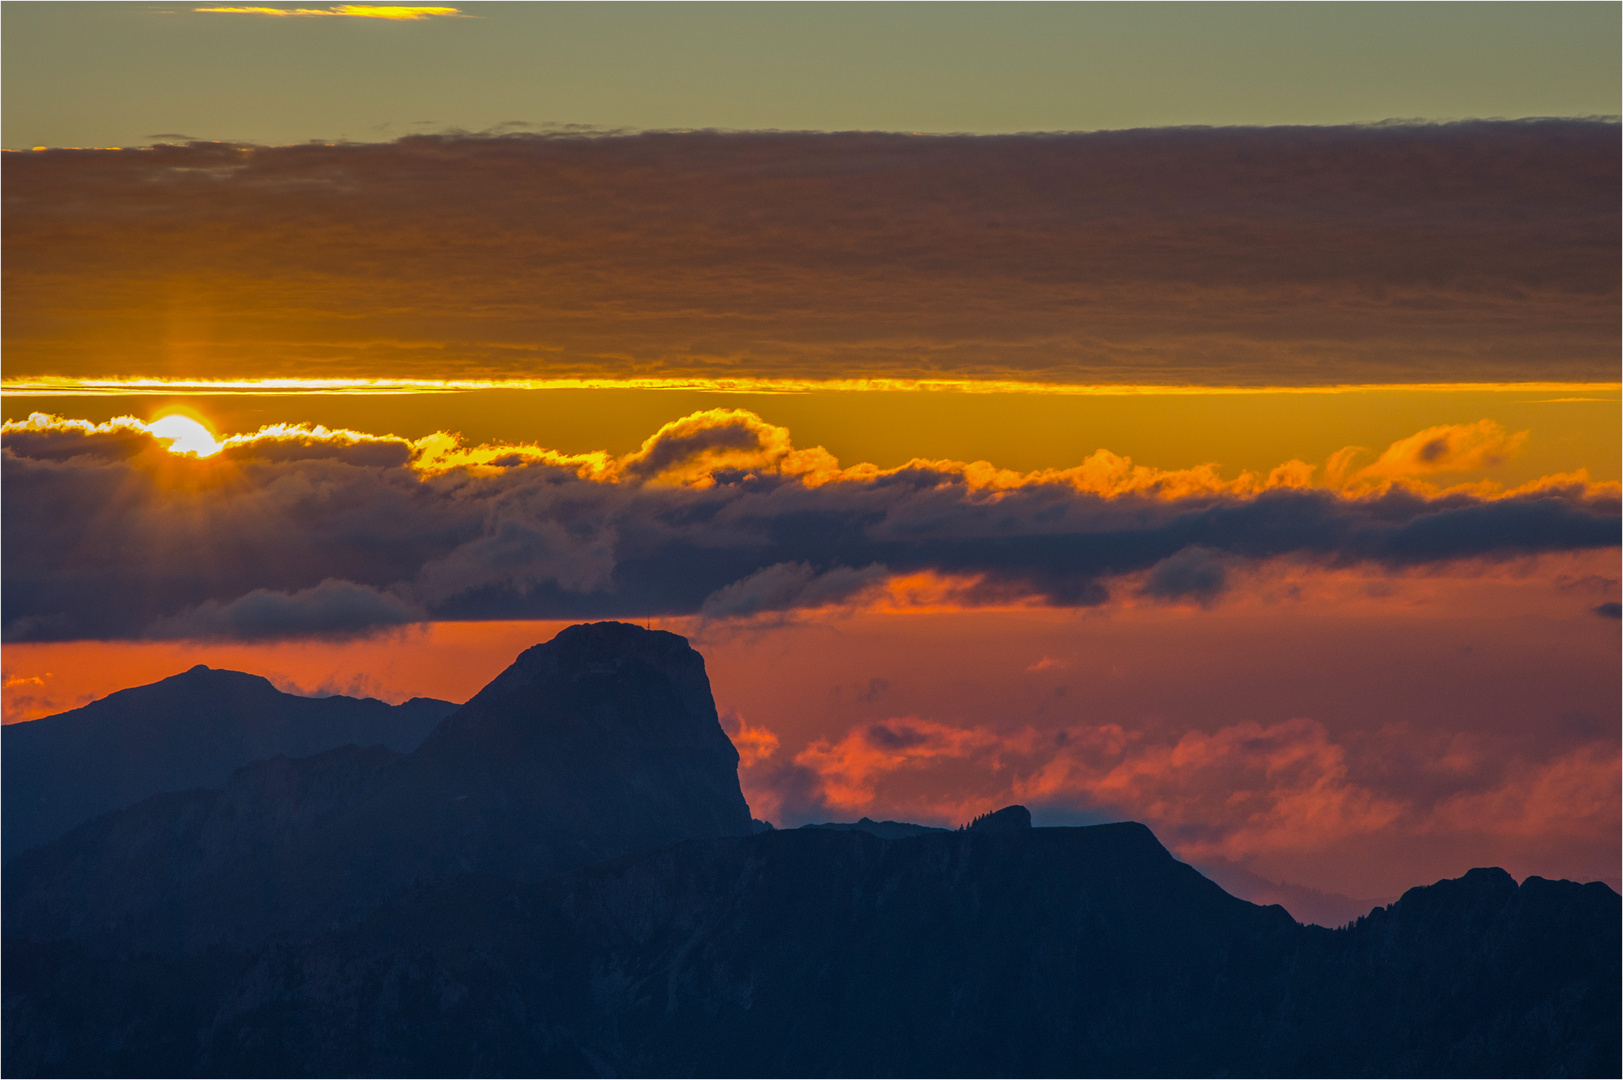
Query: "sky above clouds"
1 2 1617 910
3 2 1618 147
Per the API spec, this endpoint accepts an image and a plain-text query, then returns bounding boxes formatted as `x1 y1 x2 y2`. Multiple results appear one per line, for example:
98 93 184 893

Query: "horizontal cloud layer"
3 408 1616 642
5 121 1618 385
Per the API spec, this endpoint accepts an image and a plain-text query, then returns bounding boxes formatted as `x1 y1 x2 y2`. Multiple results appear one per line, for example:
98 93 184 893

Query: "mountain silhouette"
6 824 1616 1077
2 623 1616 1077
5 622 755 951
801 816 950 839
1 666 455 856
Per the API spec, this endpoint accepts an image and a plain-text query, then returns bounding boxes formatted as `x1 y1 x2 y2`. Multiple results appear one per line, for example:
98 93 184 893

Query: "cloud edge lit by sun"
193 5 464 20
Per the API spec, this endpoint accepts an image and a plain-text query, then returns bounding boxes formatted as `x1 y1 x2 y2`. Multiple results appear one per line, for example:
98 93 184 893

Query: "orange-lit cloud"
794 716 1011 809
739 707 1617 892
195 5 462 19
720 708 781 768
766 710 1410 857
5 123 1616 386
1425 744 1622 843
1328 419 1532 491
1012 717 1406 860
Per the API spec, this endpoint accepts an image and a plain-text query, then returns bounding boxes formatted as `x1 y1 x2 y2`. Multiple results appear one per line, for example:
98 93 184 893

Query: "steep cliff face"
3 622 757 951
2 665 456 856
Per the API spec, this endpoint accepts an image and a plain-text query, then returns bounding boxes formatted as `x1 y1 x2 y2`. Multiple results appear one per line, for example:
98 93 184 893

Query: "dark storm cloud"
4 120 1617 384
3 415 1617 641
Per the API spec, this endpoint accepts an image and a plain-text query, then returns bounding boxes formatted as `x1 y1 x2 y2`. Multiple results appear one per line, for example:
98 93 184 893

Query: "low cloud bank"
3 409 1616 641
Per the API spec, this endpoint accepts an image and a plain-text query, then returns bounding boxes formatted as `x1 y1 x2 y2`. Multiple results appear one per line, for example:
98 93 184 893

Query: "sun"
147 413 223 457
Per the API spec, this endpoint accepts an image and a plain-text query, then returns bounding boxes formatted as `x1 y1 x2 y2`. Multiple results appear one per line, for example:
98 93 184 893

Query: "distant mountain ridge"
800 816 951 839
1 666 456 856
2 623 1616 1077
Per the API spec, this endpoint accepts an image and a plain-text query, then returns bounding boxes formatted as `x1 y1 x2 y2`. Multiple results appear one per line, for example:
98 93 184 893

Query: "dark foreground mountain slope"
2 666 456 856
2 746 403 953
5 825 1617 1078
4 622 755 951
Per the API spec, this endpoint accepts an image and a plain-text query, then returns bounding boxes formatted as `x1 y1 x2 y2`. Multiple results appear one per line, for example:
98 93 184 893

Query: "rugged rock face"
2 666 456 856
3 622 756 951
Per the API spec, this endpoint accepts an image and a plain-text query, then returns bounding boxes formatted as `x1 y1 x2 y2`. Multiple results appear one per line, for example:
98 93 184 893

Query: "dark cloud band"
3 414 1616 642
5 120 1617 385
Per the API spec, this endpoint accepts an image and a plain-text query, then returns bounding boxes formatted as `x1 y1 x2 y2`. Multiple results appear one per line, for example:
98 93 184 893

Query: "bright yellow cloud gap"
3 376 1617 398
194 5 461 19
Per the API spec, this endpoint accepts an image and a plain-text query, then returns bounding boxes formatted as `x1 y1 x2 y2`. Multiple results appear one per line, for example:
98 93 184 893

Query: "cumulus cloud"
621 410 795 484
5 121 1617 386
2 410 1617 641
1336 420 1531 486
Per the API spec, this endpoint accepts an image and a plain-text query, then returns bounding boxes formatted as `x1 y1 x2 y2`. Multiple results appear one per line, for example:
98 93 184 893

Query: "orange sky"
5 384 1619 485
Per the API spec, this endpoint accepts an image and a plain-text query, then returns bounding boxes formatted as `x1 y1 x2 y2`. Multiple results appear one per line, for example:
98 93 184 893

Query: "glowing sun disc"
148 414 222 457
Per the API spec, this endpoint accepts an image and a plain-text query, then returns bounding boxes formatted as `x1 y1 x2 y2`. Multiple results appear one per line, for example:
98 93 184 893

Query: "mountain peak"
2 667 456 857
145 664 280 698
339 621 755 888
432 621 733 757
492 621 707 692
968 804 1031 832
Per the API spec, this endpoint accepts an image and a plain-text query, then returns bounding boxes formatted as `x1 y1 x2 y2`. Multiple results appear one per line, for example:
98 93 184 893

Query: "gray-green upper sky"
3 2 1618 148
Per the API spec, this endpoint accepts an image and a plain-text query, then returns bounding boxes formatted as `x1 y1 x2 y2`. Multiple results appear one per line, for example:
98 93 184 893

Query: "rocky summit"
4 622 755 953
